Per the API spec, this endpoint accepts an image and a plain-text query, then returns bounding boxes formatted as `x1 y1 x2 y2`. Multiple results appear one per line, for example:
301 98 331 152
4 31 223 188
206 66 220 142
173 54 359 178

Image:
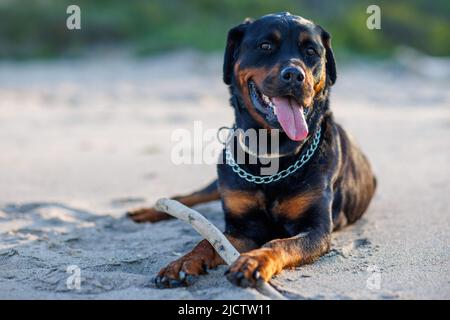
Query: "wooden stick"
155 198 286 300
155 198 239 264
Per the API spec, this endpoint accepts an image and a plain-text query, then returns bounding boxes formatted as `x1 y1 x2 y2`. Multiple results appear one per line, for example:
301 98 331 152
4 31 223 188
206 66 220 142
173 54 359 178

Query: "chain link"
224 128 321 184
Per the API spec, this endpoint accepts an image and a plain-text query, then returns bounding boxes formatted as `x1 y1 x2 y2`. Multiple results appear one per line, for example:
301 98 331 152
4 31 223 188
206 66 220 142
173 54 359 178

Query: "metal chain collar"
224 127 322 184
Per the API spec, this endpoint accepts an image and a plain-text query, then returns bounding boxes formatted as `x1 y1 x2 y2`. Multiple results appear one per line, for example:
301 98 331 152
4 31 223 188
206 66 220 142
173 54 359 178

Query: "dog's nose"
280 66 305 84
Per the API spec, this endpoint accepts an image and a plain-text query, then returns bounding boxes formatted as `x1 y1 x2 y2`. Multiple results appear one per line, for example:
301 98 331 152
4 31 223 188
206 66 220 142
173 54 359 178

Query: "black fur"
142 13 376 289
218 12 376 257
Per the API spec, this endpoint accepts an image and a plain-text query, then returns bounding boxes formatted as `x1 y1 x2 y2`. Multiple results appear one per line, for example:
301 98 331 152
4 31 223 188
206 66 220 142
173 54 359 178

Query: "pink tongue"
271 97 308 141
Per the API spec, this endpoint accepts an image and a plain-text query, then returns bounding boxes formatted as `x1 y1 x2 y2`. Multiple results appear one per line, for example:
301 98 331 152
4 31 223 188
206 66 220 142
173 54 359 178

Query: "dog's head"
223 12 336 141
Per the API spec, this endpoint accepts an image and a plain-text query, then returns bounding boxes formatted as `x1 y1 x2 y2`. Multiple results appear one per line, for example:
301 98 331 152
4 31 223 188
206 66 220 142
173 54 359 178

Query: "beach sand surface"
0 52 449 299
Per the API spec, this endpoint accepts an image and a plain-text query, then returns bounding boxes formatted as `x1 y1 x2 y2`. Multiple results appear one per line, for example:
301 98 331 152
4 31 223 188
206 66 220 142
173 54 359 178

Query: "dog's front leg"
155 234 258 288
225 229 331 288
128 180 220 223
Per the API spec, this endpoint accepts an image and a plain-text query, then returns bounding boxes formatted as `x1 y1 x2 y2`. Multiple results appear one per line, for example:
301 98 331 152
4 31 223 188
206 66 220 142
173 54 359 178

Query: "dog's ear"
223 18 253 85
319 26 337 86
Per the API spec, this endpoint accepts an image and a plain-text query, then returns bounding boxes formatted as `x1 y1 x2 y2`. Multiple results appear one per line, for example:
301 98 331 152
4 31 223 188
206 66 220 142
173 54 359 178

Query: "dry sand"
0 51 449 299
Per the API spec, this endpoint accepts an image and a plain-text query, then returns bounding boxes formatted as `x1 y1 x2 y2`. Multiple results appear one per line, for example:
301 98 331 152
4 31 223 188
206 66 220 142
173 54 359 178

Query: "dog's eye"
306 47 318 56
260 42 272 51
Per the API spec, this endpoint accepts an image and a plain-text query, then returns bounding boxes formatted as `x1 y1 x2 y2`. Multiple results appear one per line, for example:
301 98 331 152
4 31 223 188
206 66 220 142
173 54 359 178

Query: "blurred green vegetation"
0 0 448 59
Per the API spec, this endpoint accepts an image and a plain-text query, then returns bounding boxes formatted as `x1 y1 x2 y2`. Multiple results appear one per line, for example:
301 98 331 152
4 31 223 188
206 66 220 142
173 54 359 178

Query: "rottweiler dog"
128 12 376 288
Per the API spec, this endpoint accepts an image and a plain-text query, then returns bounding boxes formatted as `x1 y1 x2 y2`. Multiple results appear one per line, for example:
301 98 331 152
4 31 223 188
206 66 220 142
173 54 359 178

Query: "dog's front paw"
225 248 277 288
127 207 172 223
154 256 209 289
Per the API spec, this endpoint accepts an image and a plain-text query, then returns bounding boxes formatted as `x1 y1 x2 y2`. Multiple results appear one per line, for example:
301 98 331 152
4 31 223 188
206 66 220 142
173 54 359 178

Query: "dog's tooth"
263 95 272 106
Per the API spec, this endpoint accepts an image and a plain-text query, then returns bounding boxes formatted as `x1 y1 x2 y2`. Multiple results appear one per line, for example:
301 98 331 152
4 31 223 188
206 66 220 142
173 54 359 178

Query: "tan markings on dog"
298 30 311 44
159 235 259 282
158 239 223 279
314 67 326 95
128 207 172 223
273 190 321 219
289 59 315 106
272 30 282 41
235 63 270 89
222 190 265 217
229 247 281 282
265 233 331 267
229 233 331 284
233 63 273 129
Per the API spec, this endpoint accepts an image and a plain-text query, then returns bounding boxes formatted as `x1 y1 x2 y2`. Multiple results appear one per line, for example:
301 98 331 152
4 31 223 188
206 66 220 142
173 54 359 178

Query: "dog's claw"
154 276 165 288
185 274 197 285
236 272 246 286
160 276 169 286
240 277 252 288
226 271 245 286
154 275 184 288
169 279 183 288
